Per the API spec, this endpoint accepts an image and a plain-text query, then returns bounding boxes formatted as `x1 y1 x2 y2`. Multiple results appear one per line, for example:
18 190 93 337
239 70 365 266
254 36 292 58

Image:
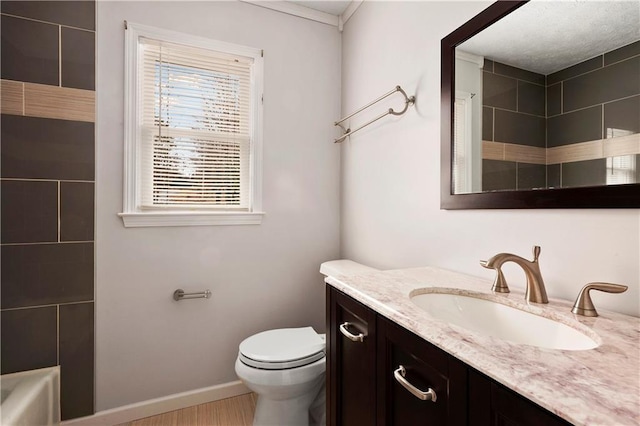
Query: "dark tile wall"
547 164 561 189
1 14 59 85
547 105 602 147
562 159 607 188
1 307 58 373
482 159 516 192
1 114 95 180
562 56 639 112
0 0 95 420
482 61 546 147
517 163 546 190
547 40 640 188
61 27 95 90
604 95 640 136
482 160 546 192
494 109 545 148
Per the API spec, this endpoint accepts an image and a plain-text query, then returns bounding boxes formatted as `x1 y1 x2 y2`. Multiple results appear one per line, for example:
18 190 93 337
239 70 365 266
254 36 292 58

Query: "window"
453 91 473 194
606 128 637 186
120 23 264 227
607 155 637 185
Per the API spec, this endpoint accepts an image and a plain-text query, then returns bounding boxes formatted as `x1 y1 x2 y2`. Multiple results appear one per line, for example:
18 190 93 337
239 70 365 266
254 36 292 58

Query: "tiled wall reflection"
481 40 640 191
482 59 546 191
0 0 95 420
547 41 640 188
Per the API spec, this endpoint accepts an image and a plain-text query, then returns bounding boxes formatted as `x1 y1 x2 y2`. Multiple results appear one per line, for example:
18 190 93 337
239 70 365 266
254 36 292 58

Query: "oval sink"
410 289 599 351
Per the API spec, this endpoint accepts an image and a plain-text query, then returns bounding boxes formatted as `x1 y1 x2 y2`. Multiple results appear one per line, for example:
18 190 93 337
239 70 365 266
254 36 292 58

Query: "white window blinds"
139 37 254 209
606 155 637 185
453 95 472 194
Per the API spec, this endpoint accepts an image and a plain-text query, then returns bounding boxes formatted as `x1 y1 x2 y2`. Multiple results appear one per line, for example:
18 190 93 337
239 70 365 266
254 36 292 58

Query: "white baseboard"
61 380 250 425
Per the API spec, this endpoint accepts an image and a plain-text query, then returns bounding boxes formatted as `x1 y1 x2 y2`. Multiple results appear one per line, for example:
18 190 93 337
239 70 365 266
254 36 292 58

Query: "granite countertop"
325 266 640 426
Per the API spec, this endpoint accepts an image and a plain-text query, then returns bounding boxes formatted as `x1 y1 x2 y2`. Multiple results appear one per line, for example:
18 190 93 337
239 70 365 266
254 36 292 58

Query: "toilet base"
252 376 324 426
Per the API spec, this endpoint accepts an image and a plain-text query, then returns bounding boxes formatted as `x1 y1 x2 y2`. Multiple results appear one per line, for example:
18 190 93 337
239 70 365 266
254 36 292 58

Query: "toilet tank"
319 260 379 278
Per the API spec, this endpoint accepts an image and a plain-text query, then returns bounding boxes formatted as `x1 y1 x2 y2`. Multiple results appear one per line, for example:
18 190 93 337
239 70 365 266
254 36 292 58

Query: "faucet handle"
479 260 510 293
571 282 628 317
532 245 541 262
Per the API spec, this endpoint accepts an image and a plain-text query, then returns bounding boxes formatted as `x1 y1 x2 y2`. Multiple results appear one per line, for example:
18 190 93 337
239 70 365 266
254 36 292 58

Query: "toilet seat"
239 327 326 370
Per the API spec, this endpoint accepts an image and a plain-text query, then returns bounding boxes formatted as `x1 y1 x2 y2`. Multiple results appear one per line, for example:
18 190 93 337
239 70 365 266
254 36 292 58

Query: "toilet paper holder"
173 289 212 301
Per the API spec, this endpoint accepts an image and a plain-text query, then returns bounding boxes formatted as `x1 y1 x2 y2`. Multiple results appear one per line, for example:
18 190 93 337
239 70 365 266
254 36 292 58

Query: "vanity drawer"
376 316 467 426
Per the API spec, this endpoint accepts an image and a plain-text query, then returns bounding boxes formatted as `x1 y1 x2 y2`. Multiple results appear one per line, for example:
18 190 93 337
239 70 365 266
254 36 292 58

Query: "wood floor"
117 393 257 426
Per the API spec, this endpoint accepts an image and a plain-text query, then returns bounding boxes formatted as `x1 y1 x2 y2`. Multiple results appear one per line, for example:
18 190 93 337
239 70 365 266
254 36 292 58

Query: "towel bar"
334 85 415 143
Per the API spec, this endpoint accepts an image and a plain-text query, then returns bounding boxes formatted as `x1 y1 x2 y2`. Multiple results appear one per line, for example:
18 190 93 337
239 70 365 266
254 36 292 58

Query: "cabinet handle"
393 365 437 402
339 322 365 342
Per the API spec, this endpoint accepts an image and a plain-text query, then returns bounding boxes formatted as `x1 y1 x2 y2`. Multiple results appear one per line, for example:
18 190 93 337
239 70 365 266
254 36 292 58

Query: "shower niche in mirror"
441 0 640 209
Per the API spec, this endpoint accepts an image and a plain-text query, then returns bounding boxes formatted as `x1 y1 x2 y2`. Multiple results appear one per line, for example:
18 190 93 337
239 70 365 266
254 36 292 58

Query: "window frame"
120 22 264 227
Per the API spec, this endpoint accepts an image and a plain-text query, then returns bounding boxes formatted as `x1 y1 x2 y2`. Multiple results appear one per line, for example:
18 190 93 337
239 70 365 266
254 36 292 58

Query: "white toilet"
235 260 378 426
235 327 326 426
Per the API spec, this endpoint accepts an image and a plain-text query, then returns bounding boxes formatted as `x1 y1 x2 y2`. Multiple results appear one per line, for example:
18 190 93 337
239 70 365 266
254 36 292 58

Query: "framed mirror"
441 0 640 209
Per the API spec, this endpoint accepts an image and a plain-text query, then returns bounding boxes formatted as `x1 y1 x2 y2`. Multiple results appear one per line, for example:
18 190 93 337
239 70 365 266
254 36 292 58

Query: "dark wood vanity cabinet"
327 286 572 426
327 286 377 426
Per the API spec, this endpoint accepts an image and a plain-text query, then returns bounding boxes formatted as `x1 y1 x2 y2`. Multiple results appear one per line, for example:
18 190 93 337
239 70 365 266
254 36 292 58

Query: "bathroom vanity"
325 267 640 425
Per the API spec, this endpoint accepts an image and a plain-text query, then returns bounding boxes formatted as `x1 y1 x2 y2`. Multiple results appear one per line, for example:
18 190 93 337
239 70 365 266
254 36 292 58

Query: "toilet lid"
239 327 325 367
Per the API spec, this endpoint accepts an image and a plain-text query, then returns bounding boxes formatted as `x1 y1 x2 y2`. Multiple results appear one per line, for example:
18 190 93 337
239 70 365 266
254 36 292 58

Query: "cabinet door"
376 316 467 426
327 286 377 426
490 382 572 426
468 368 572 426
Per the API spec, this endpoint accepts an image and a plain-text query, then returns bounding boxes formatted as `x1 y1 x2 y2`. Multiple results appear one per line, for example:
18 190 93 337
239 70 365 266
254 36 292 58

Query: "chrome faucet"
480 246 549 304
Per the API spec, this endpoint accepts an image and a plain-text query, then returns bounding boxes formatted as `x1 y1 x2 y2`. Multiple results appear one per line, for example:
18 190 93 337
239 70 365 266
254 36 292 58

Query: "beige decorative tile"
1 79 24 115
504 143 546 164
485 134 639 165
24 82 95 122
547 139 603 165
603 133 640 157
483 141 545 165
482 140 504 161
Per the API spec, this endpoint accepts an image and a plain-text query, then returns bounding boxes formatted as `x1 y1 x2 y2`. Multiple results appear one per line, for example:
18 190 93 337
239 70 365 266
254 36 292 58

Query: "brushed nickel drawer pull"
339 322 365 342
394 365 437 402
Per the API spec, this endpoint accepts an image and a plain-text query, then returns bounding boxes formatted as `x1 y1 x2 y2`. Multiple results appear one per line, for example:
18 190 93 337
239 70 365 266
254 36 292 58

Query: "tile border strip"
1 79 95 122
482 133 640 165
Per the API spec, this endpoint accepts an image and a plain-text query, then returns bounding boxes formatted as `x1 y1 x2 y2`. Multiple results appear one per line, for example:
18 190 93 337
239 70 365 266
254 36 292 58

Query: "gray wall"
96 1 341 410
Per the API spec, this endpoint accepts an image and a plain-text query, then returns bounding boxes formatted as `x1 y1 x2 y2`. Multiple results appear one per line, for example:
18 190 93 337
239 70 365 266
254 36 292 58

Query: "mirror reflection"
452 1 640 194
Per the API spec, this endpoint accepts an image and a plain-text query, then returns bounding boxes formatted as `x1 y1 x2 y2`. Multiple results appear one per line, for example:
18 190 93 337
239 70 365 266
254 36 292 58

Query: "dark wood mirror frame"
440 0 640 209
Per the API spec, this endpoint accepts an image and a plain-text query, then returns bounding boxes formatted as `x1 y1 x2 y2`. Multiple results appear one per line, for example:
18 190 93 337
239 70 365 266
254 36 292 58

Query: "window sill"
118 211 265 228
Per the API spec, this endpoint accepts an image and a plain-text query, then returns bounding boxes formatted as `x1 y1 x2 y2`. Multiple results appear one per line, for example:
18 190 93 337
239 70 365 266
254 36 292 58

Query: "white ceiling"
286 0 352 16
458 1 640 75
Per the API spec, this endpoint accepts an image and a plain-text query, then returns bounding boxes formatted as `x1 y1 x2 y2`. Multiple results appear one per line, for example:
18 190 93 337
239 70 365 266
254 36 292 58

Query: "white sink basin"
410 289 599 351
